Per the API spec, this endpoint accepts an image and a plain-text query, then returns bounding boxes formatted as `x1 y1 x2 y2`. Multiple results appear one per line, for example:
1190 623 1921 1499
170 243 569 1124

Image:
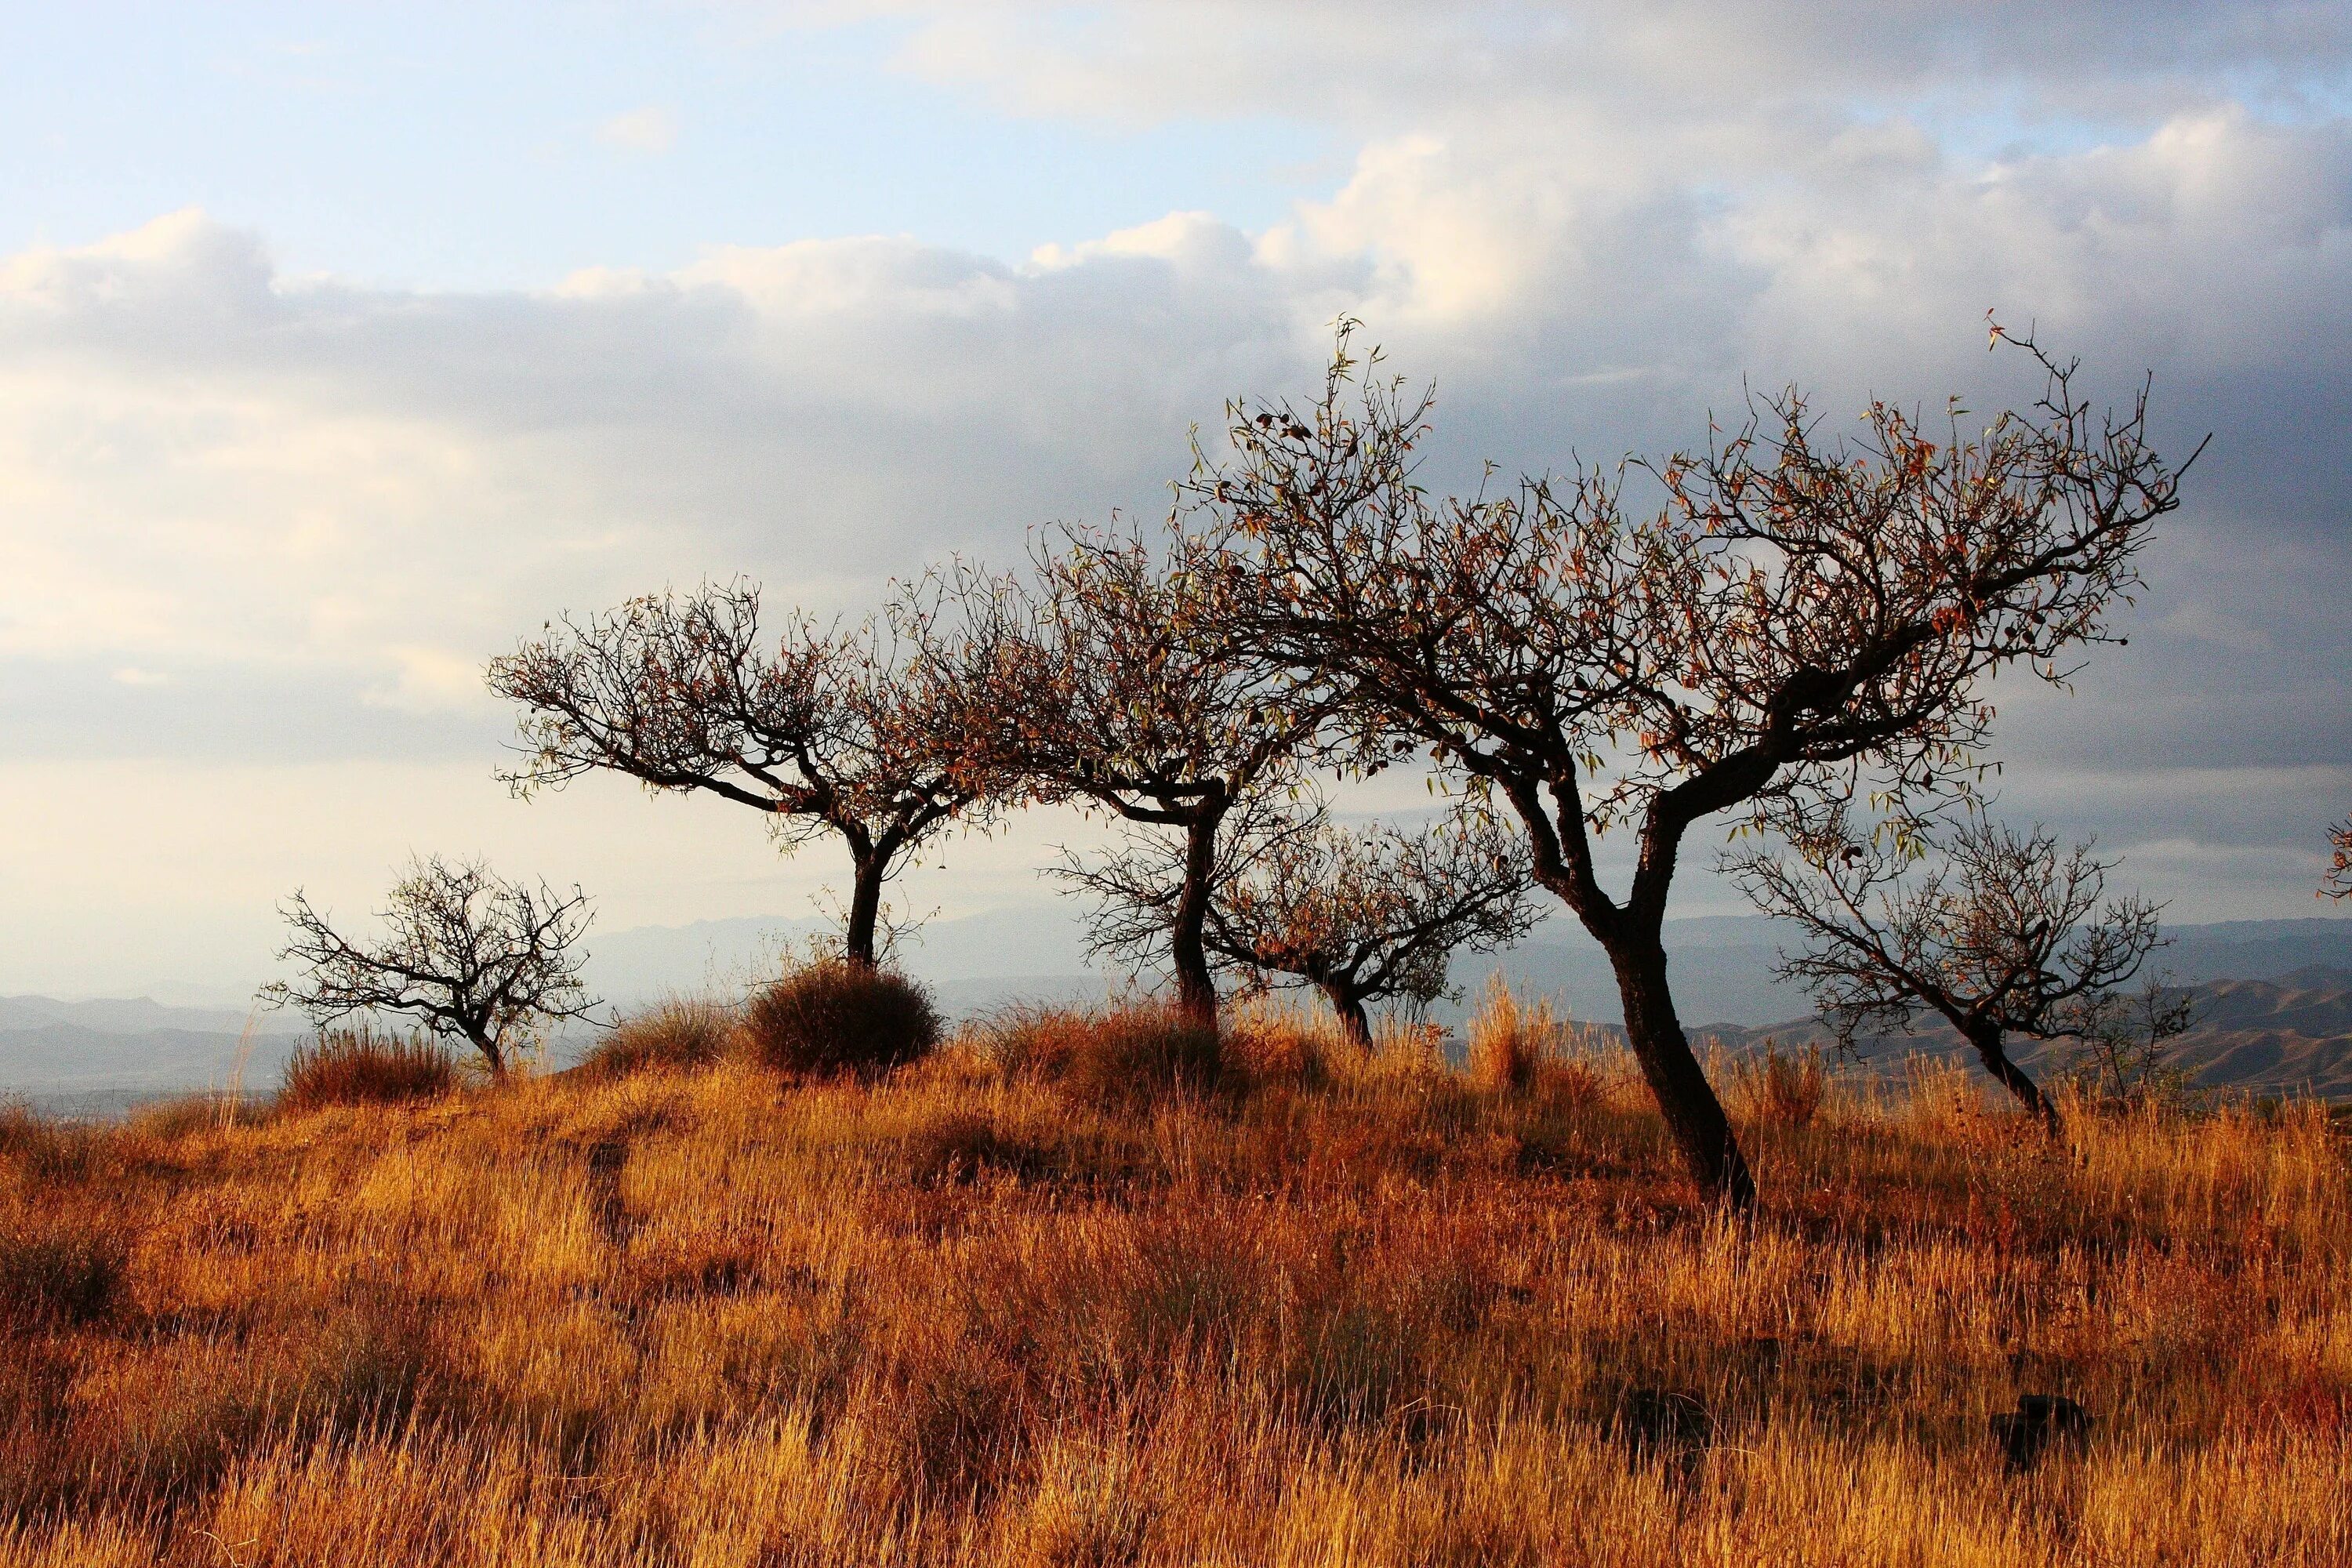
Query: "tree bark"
468 1026 506 1079
1606 931 1757 1210
1168 812 1221 1024
1319 980 1373 1051
843 855 884 972
1963 1022 2062 1132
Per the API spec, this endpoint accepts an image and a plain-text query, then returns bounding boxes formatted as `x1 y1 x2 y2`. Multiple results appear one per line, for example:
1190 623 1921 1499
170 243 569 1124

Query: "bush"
977 1003 1223 1102
741 961 941 1077
578 996 736 1080
278 1026 460 1113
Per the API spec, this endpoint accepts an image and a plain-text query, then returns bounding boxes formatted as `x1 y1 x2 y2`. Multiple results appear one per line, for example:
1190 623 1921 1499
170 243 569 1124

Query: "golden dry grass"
0 1000 2346 1566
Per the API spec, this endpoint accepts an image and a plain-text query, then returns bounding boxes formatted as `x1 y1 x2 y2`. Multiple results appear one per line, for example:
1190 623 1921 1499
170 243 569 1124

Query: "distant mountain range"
1702 966 2352 1101
9 911 2351 1112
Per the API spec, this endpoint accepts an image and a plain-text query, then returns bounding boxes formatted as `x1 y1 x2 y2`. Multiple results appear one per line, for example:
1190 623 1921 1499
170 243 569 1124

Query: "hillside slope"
0 1023 2344 1566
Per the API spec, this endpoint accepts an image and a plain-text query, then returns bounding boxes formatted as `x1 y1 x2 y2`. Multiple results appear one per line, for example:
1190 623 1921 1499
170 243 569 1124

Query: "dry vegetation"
1 993 2347 1567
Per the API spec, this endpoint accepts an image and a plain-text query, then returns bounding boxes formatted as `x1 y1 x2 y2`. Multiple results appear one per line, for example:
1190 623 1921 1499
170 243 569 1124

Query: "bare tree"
1192 321 2195 1206
2325 819 2352 901
964 527 1323 1021
1731 805 2180 1128
1063 797 1536 1046
2063 973 2198 1108
263 855 600 1076
486 581 1010 970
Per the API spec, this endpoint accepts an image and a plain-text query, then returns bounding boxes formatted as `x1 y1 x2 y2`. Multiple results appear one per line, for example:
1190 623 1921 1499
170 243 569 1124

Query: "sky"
1 0 2348 998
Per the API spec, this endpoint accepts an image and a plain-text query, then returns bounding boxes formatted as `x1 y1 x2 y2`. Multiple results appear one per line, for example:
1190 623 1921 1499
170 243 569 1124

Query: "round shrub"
742 961 941 1077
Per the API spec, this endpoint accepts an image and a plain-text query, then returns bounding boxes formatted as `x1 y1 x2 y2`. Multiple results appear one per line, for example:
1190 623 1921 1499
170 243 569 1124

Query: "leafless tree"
1731 804 2180 1128
2063 973 2198 1107
2324 819 2352 901
1190 320 2196 1206
960 527 1323 1021
1062 797 1536 1045
486 580 1012 970
262 855 600 1076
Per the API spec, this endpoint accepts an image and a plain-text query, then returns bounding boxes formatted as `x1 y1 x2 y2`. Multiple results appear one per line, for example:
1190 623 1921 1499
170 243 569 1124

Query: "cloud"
3 3 2350 985
858 1 2352 134
596 105 680 154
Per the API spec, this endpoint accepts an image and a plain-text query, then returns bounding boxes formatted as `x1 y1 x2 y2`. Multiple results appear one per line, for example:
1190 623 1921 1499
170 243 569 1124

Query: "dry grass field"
1 995 2347 1566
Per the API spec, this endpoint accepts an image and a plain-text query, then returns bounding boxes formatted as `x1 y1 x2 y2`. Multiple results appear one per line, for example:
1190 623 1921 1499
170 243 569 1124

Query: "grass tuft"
975 1002 1223 1102
1734 1041 1829 1131
278 1025 461 1113
1466 975 1577 1094
577 996 736 1080
0 1211 128 1329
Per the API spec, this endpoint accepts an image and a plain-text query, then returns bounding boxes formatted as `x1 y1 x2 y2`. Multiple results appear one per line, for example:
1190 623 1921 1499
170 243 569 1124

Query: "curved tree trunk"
1167 812 1222 1025
1964 1022 2062 1132
1319 980 1373 1051
468 1026 506 1080
1606 932 1756 1210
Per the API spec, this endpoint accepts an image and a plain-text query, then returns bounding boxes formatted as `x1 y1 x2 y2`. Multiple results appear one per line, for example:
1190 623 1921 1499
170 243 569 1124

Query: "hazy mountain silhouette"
8 912 2350 1111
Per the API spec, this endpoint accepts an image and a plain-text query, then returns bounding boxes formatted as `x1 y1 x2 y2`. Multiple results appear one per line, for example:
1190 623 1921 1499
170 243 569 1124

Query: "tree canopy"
1062 795 1535 1044
1187 321 2195 1203
1732 804 2179 1127
263 855 600 1076
956 527 1323 1018
487 580 1014 967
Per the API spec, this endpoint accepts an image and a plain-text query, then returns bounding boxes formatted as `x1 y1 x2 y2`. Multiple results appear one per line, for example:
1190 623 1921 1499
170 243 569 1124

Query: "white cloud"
2 3 2350 987
596 105 679 154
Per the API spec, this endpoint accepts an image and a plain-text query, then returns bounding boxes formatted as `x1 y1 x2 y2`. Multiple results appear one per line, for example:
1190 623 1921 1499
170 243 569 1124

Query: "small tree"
1195 321 2194 1205
1731 804 2180 1129
967 527 1322 1021
1061 798 1536 1046
487 581 1009 970
2063 974 2198 1108
2324 819 2352 901
263 855 599 1077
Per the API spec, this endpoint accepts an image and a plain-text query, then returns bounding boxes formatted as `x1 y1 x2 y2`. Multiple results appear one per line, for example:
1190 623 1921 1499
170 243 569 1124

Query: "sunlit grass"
0 1002 2345 1565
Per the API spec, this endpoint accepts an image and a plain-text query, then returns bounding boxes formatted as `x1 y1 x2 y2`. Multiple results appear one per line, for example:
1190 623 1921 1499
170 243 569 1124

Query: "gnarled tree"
967 527 1322 1021
1194 322 2194 1206
487 581 1009 969
1730 804 2179 1129
263 855 600 1076
2324 819 2351 901
1062 797 1536 1045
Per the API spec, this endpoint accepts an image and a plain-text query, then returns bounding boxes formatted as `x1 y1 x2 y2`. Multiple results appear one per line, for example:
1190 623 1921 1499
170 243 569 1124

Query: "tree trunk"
1964 1022 2062 1132
1606 931 1756 1210
469 1026 506 1080
1168 812 1221 1024
1319 980 1373 1050
842 853 884 972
